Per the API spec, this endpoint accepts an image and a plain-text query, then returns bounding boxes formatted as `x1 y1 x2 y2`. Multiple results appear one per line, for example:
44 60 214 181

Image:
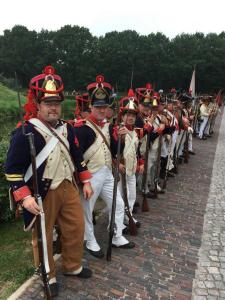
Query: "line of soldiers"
4 66 220 298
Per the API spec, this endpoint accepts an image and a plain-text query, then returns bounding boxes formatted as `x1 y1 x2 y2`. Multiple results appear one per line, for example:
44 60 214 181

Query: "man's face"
106 107 115 119
37 100 62 124
139 104 150 116
122 112 136 126
167 103 174 112
81 111 90 119
91 105 108 121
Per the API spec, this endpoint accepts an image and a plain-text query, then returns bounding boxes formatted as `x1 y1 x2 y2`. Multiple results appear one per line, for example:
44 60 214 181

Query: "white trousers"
118 174 136 222
176 130 185 157
199 116 208 138
81 166 125 244
188 133 193 151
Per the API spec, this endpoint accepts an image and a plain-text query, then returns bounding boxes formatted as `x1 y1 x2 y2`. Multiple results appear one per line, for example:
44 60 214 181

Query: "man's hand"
138 164 144 174
83 182 94 200
119 163 126 174
146 114 155 125
159 123 165 131
118 126 129 136
22 196 40 215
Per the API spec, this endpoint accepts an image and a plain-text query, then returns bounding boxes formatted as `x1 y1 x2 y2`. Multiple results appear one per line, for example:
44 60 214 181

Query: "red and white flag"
189 69 195 97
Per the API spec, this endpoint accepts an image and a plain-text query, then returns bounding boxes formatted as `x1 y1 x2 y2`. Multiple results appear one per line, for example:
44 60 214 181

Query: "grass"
0 219 34 300
0 83 26 117
0 82 76 119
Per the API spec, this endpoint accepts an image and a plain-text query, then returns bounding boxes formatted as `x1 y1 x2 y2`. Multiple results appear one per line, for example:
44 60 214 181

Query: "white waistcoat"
34 123 74 189
123 131 139 176
83 121 112 174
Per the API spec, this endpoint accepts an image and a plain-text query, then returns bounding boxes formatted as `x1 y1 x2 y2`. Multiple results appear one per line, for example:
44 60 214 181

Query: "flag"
189 69 195 97
215 89 222 107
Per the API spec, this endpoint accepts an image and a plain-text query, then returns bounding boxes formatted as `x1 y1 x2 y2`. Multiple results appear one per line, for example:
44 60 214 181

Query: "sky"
0 0 224 38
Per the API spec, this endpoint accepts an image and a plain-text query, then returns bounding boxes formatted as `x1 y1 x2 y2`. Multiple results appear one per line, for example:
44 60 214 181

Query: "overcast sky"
0 0 224 38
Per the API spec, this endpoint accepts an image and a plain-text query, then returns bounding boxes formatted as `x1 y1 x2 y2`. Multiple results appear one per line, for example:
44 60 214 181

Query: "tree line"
0 25 224 93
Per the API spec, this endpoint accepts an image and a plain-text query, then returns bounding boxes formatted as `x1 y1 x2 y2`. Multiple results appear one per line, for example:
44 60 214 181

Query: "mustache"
48 110 58 114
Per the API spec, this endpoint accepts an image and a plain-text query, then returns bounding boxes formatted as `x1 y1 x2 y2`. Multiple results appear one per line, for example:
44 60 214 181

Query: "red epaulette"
74 119 86 127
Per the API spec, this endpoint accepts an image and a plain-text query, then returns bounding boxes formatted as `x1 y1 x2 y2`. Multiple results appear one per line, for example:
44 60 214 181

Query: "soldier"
106 93 118 123
198 96 211 140
136 84 163 198
5 66 93 297
118 89 148 233
74 92 91 121
74 75 135 259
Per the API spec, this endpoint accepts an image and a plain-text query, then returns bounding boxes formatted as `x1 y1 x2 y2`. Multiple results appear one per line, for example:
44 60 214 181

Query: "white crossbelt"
24 118 63 183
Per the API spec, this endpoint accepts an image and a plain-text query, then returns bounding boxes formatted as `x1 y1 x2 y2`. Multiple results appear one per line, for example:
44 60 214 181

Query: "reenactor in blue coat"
74 75 135 259
5 66 93 297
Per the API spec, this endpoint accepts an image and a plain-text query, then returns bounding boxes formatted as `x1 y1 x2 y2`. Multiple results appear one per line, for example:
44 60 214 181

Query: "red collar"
88 114 106 128
125 124 134 131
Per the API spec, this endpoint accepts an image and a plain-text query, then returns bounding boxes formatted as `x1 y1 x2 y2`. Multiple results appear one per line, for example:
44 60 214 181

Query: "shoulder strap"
87 119 112 154
39 119 73 158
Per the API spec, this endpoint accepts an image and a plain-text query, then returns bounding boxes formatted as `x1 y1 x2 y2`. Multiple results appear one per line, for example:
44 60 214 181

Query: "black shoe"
48 282 59 298
170 167 178 174
132 206 138 214
188 150 195 155
76 268 92 279
135 221 141 228
178 157 183 164
85 247 104 259
122 226 130 235
64 267 92 279
158 188 166 194
112 241 135 249
144 192 157 199
168 172 175 178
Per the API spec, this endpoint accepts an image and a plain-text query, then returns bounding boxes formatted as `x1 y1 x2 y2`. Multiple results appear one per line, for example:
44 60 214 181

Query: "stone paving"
9 111 223 300
192 110 225 300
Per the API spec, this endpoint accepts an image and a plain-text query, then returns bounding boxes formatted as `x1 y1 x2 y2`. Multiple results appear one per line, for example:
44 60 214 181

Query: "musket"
154 134 162 196
28 134 52 299
15 73 52 299
106 124 122 261
183 130 189 163
120 167 137 235
192 100 200 136
141 130 151 212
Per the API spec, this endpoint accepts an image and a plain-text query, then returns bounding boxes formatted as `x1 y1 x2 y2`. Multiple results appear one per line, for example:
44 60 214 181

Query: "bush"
0 121 16 223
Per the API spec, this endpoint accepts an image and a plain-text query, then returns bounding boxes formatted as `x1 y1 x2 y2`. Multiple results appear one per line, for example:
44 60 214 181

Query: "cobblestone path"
11 111 223 300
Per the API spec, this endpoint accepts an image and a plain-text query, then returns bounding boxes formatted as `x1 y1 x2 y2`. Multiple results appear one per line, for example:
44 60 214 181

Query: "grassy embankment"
0 84 33 300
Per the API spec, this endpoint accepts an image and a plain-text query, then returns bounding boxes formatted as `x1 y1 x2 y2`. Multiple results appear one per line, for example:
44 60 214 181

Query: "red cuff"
138 158 145 166
144 123 153 133
13 186 31 202
79 170 92 182
156 128 163 135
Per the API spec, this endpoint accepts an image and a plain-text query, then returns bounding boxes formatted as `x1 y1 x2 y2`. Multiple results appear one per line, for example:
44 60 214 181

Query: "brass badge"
95 88 106 100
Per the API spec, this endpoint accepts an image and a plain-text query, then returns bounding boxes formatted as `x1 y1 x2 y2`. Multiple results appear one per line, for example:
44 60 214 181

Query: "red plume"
146 83 152 90
44 65 55 75
96 75 104 83
23 89 37 121
128 89 135 97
